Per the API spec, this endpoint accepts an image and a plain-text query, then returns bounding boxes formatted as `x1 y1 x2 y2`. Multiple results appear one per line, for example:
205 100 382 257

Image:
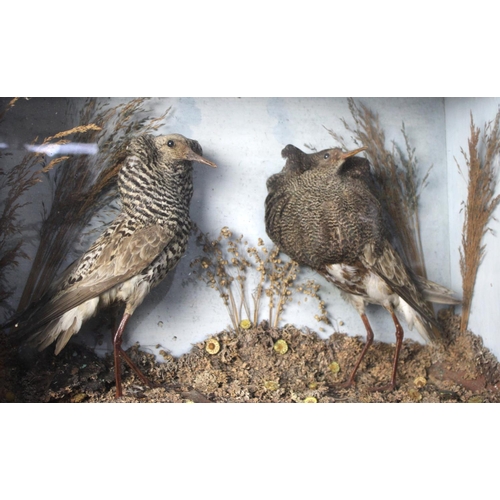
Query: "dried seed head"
205 338 220 355
303 397 317 403
413 376 427 388
273 339 288 354
328 361 340 374
239 319 252 330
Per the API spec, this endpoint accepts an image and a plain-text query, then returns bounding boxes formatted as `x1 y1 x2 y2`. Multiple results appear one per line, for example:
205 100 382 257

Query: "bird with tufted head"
265 143 459 391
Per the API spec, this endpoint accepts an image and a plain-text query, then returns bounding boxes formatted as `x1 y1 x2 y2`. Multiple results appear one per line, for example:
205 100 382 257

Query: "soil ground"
1 310 499 403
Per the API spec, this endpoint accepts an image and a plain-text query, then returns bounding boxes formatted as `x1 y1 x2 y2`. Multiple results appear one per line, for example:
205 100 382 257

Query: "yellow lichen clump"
408 389 423 402
71 393 87 403
328 361 340 374
273 339 288 354
303 397 317 403
239 319 252 330
264 381 279 391
205 338 220 355
413 376 427 388
467 396 483 403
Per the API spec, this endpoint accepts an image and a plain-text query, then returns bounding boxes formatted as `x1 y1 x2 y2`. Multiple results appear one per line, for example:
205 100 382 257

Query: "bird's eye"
324 153 330 159
167 140 174 147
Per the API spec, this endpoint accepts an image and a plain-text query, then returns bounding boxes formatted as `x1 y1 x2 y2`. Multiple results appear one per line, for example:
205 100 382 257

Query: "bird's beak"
341 146 367 159
187 149 217 168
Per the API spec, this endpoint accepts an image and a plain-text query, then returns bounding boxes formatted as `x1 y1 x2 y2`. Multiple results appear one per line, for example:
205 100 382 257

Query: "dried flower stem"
191 227 330 330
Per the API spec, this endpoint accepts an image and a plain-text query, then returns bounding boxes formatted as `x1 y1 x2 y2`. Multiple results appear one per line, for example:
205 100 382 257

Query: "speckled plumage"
265 144 459 390
8 133 216 396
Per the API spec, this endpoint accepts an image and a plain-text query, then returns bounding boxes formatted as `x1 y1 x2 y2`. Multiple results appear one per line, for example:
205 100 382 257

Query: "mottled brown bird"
265 144 459 390
5 133 216 397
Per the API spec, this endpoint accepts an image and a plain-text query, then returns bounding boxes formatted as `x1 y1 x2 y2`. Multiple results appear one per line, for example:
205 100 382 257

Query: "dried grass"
0 98 19 123
0 100 47 312
457 110 500 333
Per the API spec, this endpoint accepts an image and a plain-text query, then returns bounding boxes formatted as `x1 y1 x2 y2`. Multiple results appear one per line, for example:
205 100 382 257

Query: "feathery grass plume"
457 110 500 333
16 98 170 311
0 155 37 311
326 98 432 280
0 99 36 312
0 98 80 314
0 98 19 123
191 226 330 329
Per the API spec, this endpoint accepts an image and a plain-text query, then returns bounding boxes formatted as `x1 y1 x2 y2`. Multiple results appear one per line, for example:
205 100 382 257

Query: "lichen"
205 338 220 355
328 361 340 374
273 339 288 354
467 396 483 403
239 319 252 330
408 389 422 402
303 396 317 403
264 381 279 391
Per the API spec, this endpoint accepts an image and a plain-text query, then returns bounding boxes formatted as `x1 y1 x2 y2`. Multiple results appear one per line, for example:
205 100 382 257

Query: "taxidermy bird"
265 144 460 390
4 133 217 397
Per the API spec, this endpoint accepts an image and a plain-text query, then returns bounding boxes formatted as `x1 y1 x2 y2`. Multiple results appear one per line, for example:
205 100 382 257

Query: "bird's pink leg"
388 311 404 390
113 313 153 398
338 313 374 388
369 311 404 392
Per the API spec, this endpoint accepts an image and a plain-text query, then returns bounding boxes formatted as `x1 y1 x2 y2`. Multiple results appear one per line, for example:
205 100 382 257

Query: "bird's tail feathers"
398 297 443 343
413 312 442 343
3 297 99 355
28 314 82 354
414 275 462 305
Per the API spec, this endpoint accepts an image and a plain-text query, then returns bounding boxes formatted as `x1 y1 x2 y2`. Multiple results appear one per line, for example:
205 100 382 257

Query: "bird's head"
312 146 367 172
154 134 217 168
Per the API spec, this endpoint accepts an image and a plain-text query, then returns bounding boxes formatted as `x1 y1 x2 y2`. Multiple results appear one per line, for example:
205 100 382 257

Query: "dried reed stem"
457 110 500 333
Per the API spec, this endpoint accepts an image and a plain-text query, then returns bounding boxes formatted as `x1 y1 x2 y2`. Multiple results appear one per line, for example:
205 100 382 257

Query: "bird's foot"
367 382 396 392
326 379 356 396
114 348 156 398
334 380 356 390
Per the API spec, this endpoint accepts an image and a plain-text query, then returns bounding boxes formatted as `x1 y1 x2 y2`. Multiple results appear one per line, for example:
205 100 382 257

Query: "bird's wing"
361 240 441 333
17 222 174 334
